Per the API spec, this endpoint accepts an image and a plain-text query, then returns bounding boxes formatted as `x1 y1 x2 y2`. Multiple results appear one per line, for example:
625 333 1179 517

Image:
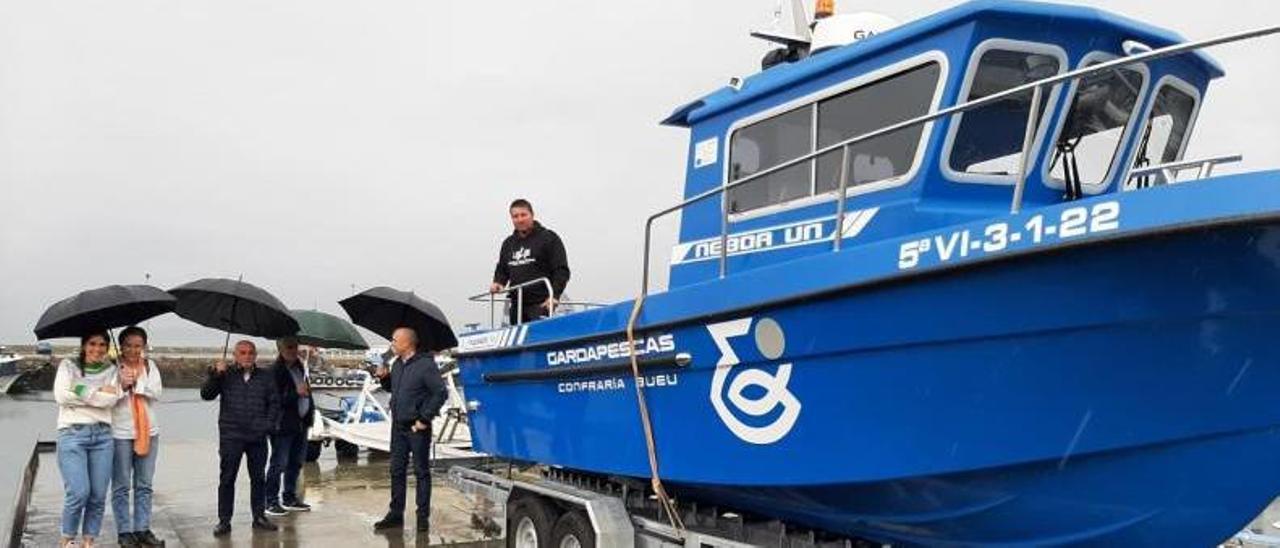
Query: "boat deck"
20 439 500 547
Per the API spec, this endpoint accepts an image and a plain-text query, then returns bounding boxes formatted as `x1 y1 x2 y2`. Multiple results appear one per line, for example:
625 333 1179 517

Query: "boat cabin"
662 0 1224 288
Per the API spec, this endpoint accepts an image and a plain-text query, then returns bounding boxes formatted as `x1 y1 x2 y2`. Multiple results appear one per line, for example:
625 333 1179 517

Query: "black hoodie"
492 221 570 305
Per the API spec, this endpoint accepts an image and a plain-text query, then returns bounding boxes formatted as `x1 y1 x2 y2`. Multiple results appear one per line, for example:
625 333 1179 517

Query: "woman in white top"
54 331 121 548
110 326 164 547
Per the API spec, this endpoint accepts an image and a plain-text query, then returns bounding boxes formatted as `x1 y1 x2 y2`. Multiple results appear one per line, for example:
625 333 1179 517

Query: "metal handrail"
467 277 552 328
467 277 604 328
636 24 1280 295
1127 154 1244 186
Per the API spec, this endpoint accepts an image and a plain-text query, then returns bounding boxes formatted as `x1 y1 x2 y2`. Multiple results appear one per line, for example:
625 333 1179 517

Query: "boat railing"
1127 154 1244 187
633 24 1280 297
466 277 607 329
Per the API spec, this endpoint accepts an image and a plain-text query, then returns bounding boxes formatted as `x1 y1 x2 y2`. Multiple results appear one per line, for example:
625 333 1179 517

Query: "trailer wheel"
305 440 323 462
335 439 359 459
550 511 594 548
507 495 556 548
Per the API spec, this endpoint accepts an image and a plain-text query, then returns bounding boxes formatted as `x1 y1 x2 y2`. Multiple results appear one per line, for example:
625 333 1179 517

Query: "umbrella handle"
220 329 232 362
219 274 244 363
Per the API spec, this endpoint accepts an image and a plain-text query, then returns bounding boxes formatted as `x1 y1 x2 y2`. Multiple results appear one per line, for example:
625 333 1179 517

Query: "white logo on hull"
706 317 801 445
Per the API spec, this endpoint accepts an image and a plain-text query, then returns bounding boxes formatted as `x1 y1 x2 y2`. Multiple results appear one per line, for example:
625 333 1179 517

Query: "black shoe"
135 530 166 547
264 504 288 517
417 520 430 534
373 514 404 531
252 515 278 532
118 532 141 547
213 521 231 537
281 499 311 512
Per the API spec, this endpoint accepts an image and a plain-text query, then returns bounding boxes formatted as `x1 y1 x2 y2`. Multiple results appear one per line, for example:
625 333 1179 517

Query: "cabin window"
1126 79 1199 190
814 63 942 193
1134 82 1197 166
727 107 813 214
728 61 942 214
1048 59 1146 191
947 48 1061 178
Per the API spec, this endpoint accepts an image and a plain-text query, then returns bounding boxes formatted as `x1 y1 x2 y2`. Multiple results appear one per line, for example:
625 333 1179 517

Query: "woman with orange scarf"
110 327 165 547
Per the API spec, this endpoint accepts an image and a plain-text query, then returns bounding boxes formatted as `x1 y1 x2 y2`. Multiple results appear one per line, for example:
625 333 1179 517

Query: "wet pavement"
22 439 500 547
1233 500 1280 547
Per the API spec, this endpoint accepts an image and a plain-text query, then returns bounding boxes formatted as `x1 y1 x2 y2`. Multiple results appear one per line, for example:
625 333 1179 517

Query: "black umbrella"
34 284 177 339
170 277 299 358
339 287 457 351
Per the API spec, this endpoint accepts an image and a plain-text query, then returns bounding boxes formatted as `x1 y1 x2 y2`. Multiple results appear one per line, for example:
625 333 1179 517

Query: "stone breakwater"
15 354 366 390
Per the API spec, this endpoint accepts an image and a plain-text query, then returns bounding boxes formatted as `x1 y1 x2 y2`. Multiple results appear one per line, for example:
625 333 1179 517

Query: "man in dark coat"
372 327 447 534
489 198 571 325
201 340 281 536
264 337 315 517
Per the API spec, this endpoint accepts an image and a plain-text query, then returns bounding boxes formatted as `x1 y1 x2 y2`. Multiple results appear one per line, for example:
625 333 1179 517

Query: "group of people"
199 337 315 536
53 327 165 548
52 198 572 545
52 330 316 546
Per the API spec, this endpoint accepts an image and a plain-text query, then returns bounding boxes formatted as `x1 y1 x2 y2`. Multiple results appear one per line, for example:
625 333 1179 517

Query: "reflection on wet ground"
22 439 499 547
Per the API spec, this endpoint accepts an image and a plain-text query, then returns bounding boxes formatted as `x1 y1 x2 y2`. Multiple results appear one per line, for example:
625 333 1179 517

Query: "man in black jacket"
372 327 447 534
489 198 571 325
200 340 281 537
264 337 315 517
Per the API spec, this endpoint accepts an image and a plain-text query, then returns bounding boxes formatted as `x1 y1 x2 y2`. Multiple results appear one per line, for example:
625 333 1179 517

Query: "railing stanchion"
1012 84 1044 214
833 144 852 252
719 187 730 278
516 287 523 327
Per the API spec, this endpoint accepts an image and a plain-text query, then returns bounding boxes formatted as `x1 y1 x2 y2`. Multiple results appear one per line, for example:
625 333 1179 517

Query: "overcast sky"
2 0 1278 346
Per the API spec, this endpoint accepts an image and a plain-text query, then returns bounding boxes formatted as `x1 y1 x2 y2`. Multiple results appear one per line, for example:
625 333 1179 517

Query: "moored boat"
0 347 25 394
455 1 1280 544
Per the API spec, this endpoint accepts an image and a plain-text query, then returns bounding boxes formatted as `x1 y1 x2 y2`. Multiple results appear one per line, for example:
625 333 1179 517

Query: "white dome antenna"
811 10 899 54
752 1 900 68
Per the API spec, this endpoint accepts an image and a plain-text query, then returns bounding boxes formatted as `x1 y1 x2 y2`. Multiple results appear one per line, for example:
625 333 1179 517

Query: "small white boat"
0 347 25 394
306 366 483 462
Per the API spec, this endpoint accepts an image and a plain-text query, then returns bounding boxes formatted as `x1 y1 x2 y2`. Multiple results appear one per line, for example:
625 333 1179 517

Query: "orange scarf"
124 361 151 456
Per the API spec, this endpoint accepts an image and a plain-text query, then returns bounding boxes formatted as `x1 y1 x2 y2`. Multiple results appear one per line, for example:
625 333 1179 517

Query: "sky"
2 0 1278 346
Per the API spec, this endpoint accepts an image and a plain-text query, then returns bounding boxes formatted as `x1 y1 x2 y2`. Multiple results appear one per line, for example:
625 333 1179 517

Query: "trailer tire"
550 511 594 548
335 439 359 459
507 496 556 548
305 440 323 462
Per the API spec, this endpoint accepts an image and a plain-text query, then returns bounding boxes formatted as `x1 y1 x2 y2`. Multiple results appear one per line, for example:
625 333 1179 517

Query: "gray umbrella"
34 284 176 339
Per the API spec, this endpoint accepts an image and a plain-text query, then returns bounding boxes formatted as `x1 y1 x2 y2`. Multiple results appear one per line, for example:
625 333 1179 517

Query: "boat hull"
460 221 1280 545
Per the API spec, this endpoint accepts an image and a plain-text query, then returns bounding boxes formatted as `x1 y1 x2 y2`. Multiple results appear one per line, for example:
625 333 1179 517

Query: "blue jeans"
111 436 159 534
265 431 307 505
57 423 114 538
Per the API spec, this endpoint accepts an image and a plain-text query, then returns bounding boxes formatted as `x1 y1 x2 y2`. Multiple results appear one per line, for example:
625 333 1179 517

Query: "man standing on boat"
201 340 281 537
372 327 447 535
489 198 571 325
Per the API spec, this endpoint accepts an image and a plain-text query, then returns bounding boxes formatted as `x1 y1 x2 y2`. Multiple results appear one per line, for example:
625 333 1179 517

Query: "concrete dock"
20 439 500 547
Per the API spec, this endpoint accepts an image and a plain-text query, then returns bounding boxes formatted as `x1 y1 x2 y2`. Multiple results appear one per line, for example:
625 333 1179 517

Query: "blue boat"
456 1 1280 545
